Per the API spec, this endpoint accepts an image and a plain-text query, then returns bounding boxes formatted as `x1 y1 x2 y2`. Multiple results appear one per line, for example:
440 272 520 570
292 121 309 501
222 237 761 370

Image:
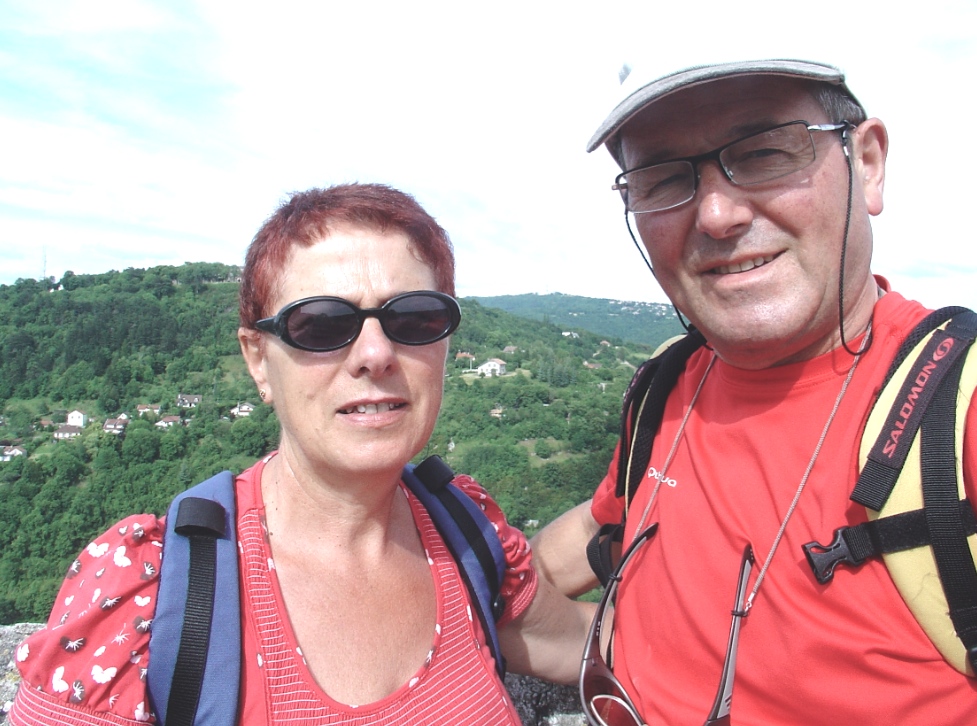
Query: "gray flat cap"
587 58 863 153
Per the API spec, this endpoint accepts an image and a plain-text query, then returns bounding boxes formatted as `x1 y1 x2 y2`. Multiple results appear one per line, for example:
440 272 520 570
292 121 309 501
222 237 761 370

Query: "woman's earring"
259 389 267 401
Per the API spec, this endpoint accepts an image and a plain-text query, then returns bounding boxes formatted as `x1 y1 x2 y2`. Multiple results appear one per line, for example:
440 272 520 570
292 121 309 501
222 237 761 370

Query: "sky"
1 0 975 309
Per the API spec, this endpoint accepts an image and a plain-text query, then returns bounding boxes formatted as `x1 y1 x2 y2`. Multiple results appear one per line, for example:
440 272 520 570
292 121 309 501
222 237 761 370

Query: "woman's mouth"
339 402 406 415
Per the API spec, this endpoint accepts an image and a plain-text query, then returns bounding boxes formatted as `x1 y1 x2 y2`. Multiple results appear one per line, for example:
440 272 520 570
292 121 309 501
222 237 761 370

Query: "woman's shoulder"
12 514 165 724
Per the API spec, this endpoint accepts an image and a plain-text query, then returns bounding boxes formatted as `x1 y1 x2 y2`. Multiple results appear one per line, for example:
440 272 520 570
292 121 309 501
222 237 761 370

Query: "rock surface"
1 623 585 725
1 624 41 725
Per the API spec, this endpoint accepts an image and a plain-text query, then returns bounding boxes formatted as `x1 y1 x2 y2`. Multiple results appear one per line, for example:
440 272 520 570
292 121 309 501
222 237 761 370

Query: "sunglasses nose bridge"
354 309 391 344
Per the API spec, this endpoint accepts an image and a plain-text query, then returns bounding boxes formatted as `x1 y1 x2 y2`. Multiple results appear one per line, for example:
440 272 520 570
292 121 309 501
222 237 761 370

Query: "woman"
10 184 590 725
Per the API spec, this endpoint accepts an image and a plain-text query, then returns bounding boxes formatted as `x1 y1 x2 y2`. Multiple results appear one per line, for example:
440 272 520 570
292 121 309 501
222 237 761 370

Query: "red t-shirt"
591 290 977 725
11 455 536 725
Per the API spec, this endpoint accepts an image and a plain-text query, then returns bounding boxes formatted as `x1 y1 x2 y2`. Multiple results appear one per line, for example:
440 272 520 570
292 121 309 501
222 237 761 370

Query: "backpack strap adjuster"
804 499 977 584
803 526 872 584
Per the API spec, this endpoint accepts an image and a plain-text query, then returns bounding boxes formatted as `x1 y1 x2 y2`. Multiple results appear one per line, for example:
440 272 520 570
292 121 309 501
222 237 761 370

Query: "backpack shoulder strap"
615 329 706 502
403 455 508 679
803 307 977 675
584 330 705 587
148 470 240 726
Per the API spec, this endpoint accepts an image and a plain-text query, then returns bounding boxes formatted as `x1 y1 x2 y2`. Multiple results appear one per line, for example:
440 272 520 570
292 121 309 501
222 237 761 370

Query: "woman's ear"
853 117 888 216
239 327 271 403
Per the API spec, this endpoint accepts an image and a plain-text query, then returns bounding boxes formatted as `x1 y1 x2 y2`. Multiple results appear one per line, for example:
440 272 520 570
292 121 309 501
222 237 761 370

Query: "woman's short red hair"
239 183 456 328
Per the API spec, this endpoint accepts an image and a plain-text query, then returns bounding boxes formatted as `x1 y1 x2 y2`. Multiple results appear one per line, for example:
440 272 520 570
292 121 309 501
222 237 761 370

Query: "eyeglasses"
613 120 851 214
580 533 755 726
255 290 461 352
580 523 657 726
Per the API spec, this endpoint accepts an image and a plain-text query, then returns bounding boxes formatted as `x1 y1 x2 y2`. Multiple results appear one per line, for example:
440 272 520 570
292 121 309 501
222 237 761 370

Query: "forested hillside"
473 292 685 347
0 266 666 624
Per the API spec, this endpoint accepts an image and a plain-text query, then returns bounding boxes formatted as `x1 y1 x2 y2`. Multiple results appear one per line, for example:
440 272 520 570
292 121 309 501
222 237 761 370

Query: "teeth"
342 402 403 415
715 255 775 275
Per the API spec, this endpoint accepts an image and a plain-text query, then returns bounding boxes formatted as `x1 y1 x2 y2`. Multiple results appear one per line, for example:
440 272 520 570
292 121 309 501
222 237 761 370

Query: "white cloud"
0 0 974 312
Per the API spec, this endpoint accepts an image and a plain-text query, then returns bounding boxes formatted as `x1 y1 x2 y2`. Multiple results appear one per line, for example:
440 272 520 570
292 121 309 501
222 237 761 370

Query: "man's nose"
693 161 753 240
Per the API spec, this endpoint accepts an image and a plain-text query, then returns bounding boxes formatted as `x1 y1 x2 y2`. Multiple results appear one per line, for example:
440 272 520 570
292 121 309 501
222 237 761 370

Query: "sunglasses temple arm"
703 548 754 725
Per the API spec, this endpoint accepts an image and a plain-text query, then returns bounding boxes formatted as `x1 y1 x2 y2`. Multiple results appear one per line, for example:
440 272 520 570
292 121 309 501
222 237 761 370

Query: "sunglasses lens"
589 693 643 726
383 294 457 345
286 299 360 351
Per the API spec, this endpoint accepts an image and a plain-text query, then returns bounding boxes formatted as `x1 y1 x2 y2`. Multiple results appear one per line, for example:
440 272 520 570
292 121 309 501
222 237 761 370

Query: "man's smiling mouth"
712 254 776 275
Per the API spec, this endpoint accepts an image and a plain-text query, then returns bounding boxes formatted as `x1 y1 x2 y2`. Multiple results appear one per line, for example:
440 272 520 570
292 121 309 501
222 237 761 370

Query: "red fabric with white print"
10 456 537 725
10 516 162 724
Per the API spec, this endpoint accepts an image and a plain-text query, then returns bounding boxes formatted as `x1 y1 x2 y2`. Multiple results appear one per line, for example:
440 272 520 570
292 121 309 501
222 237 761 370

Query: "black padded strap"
881 307 971 389
616 330 705 501
413 454 455 491
586 523 624 587
920 353 977 671
853 310 977 511
166 497 225 726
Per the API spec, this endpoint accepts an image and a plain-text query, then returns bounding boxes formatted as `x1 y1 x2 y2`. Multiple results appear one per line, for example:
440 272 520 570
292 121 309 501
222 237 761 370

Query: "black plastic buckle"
803 527 868 585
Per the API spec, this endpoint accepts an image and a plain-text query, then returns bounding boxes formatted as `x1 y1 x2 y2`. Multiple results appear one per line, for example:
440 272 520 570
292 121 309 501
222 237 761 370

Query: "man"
531 59 977 724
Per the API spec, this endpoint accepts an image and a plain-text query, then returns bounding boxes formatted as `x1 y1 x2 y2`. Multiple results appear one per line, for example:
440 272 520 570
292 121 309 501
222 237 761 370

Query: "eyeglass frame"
612 120 853 214
254 290 461 352
580 531 756 726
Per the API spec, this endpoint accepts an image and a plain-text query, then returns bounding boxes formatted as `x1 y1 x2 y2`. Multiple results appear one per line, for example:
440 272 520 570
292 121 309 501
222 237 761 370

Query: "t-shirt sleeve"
10 515 164 725
591 439 626 526
450 475 538 627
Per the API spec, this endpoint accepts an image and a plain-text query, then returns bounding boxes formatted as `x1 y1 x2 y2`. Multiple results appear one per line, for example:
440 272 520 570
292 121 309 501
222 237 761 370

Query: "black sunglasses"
580 523 657 726
255 290 461 352
580 526 754 726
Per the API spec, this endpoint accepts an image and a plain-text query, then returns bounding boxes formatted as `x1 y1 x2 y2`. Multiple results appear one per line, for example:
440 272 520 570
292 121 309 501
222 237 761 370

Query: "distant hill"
471 292 685 348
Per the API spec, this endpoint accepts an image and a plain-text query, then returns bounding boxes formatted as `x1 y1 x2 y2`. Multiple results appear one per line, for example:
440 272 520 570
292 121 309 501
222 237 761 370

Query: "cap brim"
586 59 860 153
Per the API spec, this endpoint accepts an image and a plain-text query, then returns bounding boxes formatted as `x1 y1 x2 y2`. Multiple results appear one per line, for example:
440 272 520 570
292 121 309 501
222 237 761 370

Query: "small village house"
1 445 26 462
477 358 507 377
67 410 88 428
54 424 83 441
231 402 255 418
177 393 203 408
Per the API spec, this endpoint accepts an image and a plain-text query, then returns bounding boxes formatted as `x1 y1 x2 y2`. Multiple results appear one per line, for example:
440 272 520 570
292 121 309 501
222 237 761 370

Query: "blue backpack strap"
404 455 508 678
148 471 240 726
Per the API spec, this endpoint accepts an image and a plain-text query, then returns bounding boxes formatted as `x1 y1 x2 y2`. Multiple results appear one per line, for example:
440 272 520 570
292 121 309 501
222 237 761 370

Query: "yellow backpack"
804 306 977 675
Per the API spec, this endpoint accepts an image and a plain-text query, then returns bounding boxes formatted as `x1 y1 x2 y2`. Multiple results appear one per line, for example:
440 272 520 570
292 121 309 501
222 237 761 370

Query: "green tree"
122 427 160 465
534 438 555 459
229 417 270 458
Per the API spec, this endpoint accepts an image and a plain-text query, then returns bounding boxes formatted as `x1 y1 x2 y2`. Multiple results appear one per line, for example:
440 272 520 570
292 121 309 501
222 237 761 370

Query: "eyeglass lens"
590 693 646 726
267 292 459 351
619 121 821 213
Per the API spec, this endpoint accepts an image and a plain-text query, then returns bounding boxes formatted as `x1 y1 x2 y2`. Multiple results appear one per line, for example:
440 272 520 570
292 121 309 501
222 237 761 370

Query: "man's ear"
239 327 271 402
853 118 888 216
